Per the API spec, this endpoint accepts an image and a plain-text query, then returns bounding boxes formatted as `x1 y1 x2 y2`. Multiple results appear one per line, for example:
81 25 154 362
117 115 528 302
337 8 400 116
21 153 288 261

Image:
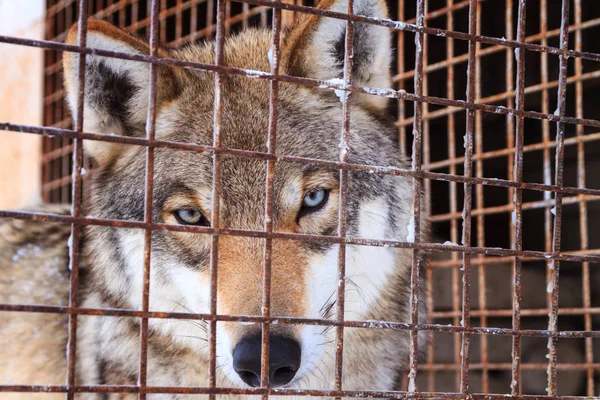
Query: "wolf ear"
63 20 180 166
282 0 391 111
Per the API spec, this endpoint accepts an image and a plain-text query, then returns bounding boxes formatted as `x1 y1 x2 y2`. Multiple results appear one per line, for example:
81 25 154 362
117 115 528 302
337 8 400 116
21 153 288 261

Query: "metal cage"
1 0 600 397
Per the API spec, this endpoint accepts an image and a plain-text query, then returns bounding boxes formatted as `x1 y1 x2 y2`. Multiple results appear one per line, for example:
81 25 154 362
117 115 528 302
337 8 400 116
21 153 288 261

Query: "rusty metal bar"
396 0 407 159
443 0 461 390
65 1 88 399
334 0 355 395
394 16 600 84
5 123 600 199
407 0 425 392
419 362 600 372
209 0 226 396
6 33 600 130
2 383 599 399
259 4 282 394
422 0 438 391
430 193 600 223
138 0 160 398
540 0 556 395
424 129 600 171
431 306 600 319
546 0 570 395
510 0 527 395
573 0 594 396
473 2 487 392
3 208 600 265
458 0 477 392
227 0 600 63
3 302 600 339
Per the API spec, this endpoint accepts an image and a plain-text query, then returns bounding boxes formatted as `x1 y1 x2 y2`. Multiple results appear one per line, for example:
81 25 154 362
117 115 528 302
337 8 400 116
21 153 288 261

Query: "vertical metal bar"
539 2 554 356
120 0 126 28
574 0 593 395
138 0 160 399
422 1 430 221
506 0 515 255
407 0 425 393
225 0 231 36
243 2 249 29
420 2 430 384
547 0 570 395
511 0 527 395
443 0 461 391
459 0 477 393
472 2 487 393
160 0 167 42
397 0 406 152
66 1 89 399
209 0 226 397
132 0 139 29
191 0 198 42
334 0 354 395
260 6 282 394
61 1 73 204
176 0 183 41
208 0 215 38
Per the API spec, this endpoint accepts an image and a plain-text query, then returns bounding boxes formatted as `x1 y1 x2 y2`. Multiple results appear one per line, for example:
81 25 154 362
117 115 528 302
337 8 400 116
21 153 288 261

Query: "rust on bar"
407 0 425 393
138 1 160 399
66 1 88 399
510 0 527 395
546 0 570 395
209 0 226 397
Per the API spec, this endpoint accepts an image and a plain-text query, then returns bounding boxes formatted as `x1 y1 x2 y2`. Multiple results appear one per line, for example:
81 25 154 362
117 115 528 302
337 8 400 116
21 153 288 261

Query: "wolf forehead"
65 19 400 162
156 31 399 164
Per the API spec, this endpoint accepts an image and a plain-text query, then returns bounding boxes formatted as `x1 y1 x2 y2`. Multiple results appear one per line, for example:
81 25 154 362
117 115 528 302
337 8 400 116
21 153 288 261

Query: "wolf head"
64 0 420 390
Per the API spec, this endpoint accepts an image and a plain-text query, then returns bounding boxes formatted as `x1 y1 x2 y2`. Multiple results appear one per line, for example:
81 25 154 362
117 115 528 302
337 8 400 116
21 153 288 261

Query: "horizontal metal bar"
2 209 600 264
1 302 598 339
431 306 600 319
0 383 597 400
237 0 600 63
2 35 600 130
4 122 600 199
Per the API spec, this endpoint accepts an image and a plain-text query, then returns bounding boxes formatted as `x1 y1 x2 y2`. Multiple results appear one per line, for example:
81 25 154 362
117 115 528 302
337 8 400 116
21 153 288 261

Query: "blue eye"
298 188 329 221
173 208 207 226
303 188 327 208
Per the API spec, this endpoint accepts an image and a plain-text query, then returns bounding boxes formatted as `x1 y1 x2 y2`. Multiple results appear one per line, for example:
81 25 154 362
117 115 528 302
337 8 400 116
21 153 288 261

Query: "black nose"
232 334 301 388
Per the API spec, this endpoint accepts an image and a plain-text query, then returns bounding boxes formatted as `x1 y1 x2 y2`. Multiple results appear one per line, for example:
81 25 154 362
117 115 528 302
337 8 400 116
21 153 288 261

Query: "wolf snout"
232 334 301 388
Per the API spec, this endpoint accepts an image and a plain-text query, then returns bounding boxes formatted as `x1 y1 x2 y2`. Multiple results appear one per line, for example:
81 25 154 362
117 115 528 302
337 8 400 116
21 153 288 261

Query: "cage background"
0 0 598 397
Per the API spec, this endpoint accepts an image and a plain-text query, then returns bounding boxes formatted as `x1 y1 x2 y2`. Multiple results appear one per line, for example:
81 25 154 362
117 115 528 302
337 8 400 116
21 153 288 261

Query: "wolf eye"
298 188 329 220
173 208 208 226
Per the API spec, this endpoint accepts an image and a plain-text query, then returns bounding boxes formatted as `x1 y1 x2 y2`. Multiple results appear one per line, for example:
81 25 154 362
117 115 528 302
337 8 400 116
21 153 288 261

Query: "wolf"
0 0 428 398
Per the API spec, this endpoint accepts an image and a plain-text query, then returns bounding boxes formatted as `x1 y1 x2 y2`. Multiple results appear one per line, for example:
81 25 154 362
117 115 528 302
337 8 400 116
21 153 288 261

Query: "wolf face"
62 0 424 392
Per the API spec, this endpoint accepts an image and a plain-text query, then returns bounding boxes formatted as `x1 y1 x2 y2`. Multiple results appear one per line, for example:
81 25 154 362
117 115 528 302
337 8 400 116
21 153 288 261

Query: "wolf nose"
232 334 301 388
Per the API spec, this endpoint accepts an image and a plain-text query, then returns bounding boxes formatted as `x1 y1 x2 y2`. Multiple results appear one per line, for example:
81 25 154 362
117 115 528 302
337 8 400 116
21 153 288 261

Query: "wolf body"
0 0 427 398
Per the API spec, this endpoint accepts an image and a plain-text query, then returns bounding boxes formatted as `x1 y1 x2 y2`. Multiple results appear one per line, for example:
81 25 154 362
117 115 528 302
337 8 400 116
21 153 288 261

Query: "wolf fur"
0 0 428 398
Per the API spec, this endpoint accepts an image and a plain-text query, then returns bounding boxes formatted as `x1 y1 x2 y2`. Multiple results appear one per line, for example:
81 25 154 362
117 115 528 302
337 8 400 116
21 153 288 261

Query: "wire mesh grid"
1 0 600 398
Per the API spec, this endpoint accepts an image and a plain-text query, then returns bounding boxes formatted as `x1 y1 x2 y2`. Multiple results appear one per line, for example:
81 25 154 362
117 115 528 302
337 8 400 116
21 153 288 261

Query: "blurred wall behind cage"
31 0 600 396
